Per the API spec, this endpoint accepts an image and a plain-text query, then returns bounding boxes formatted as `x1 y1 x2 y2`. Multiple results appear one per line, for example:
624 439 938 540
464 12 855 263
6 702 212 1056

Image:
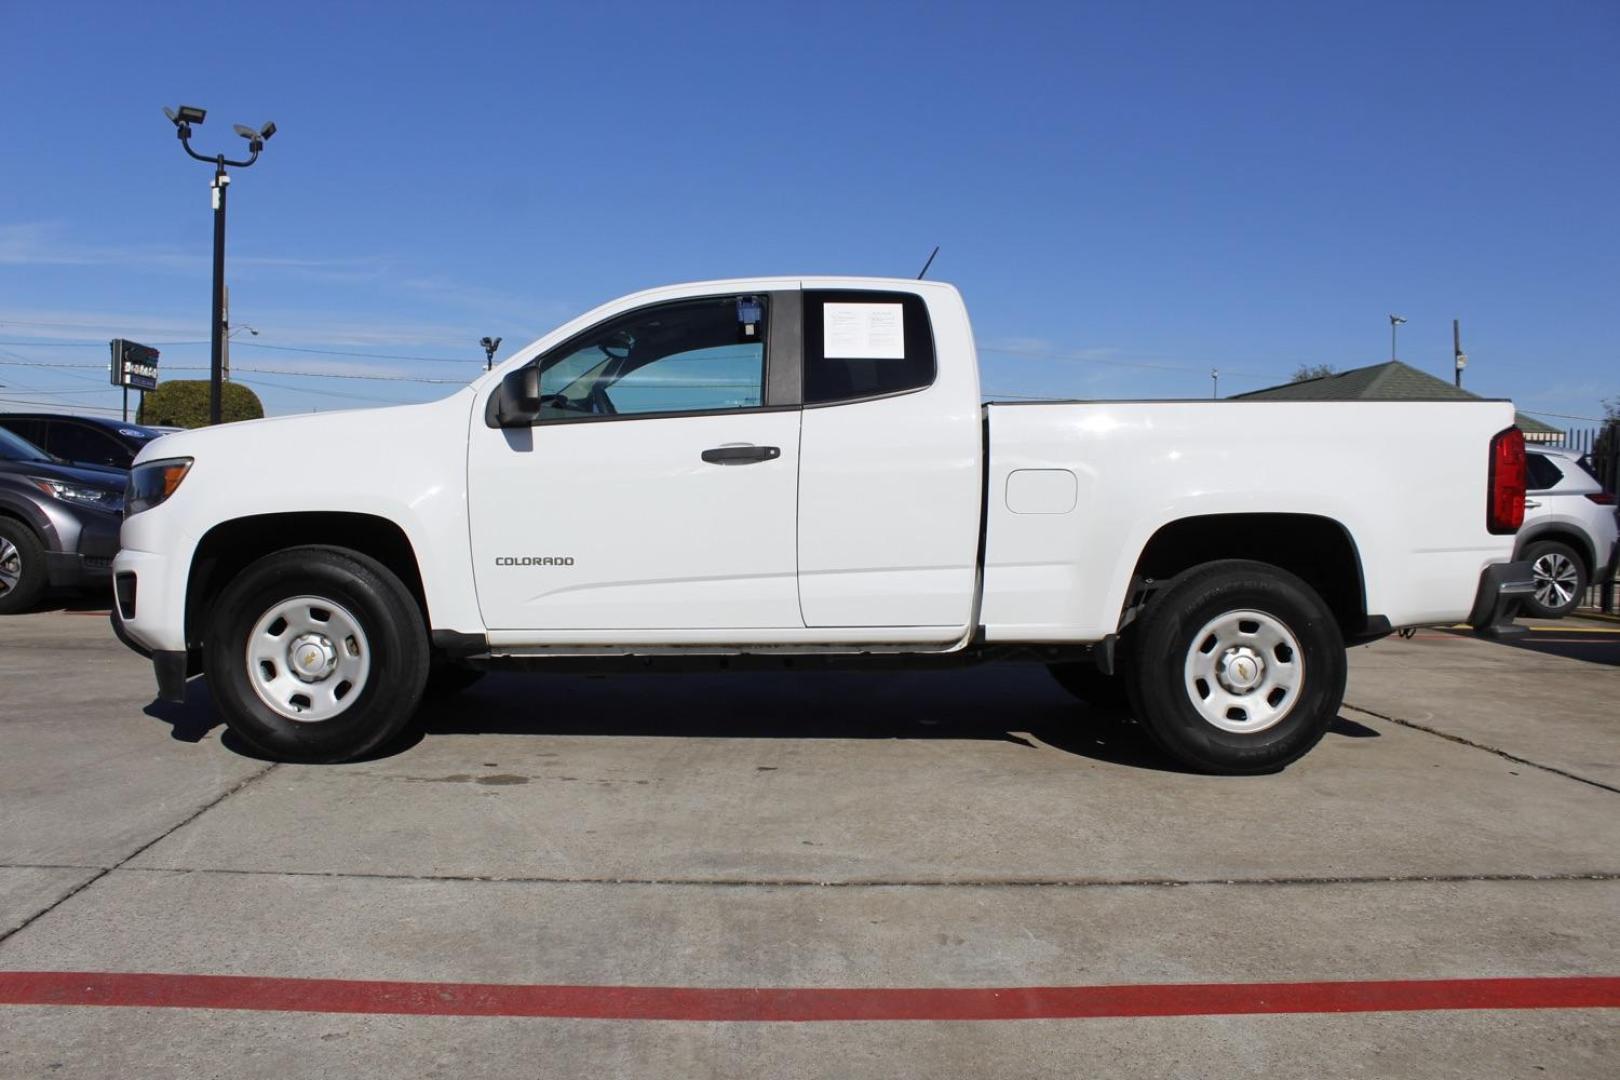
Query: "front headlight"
31 478 125 514
125 457 194 516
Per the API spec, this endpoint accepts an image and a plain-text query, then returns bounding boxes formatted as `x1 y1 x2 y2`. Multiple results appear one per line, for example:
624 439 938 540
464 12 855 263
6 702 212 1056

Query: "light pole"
163 105 276 425
1210 368 1219 399
1388 314 1406 362
481 336 503 372
225 321 259 383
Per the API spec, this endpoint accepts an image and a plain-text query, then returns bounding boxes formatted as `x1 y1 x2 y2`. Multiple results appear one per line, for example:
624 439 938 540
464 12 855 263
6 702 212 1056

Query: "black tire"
424 660 486 699
204 545 430 763
0 518 49 616
1047 659 1130 710
1126 560 1346 775
1521 540 1587 619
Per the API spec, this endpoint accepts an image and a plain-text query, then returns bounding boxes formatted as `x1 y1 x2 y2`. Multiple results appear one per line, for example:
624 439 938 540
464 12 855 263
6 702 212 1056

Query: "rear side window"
1525 453 1564 491
803 290 935 405
47 423 129 468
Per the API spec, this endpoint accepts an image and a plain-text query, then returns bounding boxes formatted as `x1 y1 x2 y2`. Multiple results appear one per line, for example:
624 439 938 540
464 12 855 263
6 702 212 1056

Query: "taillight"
1586 493 1617 506
1487 427 1526 534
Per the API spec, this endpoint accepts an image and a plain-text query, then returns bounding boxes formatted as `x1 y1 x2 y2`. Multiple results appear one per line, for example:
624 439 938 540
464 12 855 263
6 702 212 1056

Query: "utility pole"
1389 314 1406 361
1453 319 1467 389
163 106 277 425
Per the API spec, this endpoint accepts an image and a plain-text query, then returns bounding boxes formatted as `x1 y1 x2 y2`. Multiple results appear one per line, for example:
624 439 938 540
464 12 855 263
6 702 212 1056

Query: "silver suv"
1516 444 1618 618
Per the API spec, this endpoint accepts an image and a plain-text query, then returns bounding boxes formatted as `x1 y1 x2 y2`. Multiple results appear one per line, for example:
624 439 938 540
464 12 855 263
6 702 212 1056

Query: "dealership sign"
109 339 161 391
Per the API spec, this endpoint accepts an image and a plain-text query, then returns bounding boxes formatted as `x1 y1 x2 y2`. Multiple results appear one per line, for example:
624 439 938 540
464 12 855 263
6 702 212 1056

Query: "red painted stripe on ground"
1 972 1616 1022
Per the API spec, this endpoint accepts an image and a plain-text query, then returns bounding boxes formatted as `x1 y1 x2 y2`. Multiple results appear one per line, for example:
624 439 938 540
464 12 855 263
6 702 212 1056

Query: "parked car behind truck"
0 426 123 613
0 413 169 473
1515 444 1618 618
111 278 1532 773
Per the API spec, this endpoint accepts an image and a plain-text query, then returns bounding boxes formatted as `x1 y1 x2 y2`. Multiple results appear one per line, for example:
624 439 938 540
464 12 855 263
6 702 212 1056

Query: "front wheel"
205 546 430 762
0 519 48 615
1127 560 1346 775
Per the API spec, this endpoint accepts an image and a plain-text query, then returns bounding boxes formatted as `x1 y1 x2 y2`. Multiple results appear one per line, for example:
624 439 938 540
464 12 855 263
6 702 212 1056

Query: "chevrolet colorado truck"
110 278 1533 773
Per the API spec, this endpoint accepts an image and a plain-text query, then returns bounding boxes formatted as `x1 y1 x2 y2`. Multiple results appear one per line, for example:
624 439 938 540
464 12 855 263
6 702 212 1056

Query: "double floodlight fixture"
233 121 277 153
163 104 208 130
164 104 276 167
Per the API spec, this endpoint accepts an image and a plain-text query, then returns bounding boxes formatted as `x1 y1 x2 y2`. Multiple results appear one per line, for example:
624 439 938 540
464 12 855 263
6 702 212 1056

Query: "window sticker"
823 302 905 360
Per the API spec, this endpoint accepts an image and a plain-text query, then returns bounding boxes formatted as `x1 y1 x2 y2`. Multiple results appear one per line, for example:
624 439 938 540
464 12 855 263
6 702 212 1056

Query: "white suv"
1516 445 1618 617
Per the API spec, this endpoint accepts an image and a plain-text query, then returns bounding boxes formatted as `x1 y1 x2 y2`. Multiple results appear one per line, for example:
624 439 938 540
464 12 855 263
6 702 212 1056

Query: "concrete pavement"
1 608 1616 1077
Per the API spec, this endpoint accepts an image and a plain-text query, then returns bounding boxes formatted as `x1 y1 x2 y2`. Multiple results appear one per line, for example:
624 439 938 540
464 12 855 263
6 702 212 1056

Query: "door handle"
1523 499 1541 509
701 445 780 465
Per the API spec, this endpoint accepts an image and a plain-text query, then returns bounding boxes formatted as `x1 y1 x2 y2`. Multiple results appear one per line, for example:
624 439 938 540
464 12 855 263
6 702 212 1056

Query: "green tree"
137 380 264 428
1290 364 1336 383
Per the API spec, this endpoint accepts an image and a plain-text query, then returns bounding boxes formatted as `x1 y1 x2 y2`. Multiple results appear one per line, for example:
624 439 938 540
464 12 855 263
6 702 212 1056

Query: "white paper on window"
823 302 905 360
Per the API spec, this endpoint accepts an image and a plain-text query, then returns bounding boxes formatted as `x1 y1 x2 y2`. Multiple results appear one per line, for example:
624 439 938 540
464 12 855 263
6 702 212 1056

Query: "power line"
233 375 419 404
0 339 208 349
220 366 467 384
978 343 1288 381
0 356 465 384
0 396 125 414
1519 409 1613 424
233 341 476 365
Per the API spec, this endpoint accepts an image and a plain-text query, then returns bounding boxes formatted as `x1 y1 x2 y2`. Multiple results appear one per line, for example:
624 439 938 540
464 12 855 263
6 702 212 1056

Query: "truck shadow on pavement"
145 665 1380 773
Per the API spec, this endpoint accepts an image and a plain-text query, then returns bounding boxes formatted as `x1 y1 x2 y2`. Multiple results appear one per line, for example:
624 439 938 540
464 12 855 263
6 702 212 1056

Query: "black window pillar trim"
764 289 802 408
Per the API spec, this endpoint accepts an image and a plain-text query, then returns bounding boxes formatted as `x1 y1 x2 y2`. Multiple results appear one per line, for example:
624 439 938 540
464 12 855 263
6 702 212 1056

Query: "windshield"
0 425 53 463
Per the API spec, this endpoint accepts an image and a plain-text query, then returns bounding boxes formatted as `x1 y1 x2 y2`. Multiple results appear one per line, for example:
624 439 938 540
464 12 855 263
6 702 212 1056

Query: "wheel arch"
1514 523 1596 578
1127 512 1370 638
0 492 56 547
185 511 428 648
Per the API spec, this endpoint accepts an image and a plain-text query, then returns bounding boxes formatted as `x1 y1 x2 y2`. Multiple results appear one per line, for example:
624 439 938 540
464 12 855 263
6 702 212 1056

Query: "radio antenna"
916 245 940 279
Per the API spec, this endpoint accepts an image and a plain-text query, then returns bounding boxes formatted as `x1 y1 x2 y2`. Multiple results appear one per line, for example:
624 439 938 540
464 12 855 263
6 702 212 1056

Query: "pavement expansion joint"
1343 703 1620 795
0 763 281 950
38 864 1620 890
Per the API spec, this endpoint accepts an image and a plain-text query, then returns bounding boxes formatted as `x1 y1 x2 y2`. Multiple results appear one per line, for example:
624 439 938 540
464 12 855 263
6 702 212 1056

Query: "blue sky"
1 1 1615 425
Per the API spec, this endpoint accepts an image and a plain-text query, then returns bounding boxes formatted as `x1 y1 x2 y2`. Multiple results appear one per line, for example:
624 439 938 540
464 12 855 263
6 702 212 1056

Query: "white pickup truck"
111 277 1533 773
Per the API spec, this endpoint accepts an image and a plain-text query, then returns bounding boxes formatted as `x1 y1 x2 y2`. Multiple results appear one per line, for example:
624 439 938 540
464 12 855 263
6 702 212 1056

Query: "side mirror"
492 366 542 427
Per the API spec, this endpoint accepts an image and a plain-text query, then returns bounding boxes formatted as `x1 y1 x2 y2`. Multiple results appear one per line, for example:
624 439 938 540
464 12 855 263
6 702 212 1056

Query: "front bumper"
111 542 195 702
45 550 116 589
1467 559 1535 635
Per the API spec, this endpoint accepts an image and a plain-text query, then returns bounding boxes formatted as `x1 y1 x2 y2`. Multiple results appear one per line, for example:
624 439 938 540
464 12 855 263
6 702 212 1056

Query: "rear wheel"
205 546 430 762
1126 560 1346 774
1522 540 1586 619
0 519 48 615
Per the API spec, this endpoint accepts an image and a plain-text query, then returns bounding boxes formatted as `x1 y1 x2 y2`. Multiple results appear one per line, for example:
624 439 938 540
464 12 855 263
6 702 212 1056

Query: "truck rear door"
795 286 983 630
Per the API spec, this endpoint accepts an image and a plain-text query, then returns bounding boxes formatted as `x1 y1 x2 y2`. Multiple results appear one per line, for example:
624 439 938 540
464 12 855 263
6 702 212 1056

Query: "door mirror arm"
487 366 543 427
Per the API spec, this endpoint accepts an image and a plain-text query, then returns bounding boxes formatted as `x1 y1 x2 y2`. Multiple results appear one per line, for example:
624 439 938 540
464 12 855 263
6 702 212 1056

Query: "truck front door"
468 291 804 633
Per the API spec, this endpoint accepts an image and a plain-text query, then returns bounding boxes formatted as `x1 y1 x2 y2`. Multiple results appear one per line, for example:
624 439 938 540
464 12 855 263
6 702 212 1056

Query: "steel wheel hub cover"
1216 645 1266 693
287 633 339 681
1183 608 1306 734
245 595 372 723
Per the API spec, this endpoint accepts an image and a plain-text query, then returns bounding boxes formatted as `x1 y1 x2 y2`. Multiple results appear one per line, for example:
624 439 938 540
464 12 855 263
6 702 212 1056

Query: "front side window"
0 425 52 463
533 295 768 421
803 290 936 405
